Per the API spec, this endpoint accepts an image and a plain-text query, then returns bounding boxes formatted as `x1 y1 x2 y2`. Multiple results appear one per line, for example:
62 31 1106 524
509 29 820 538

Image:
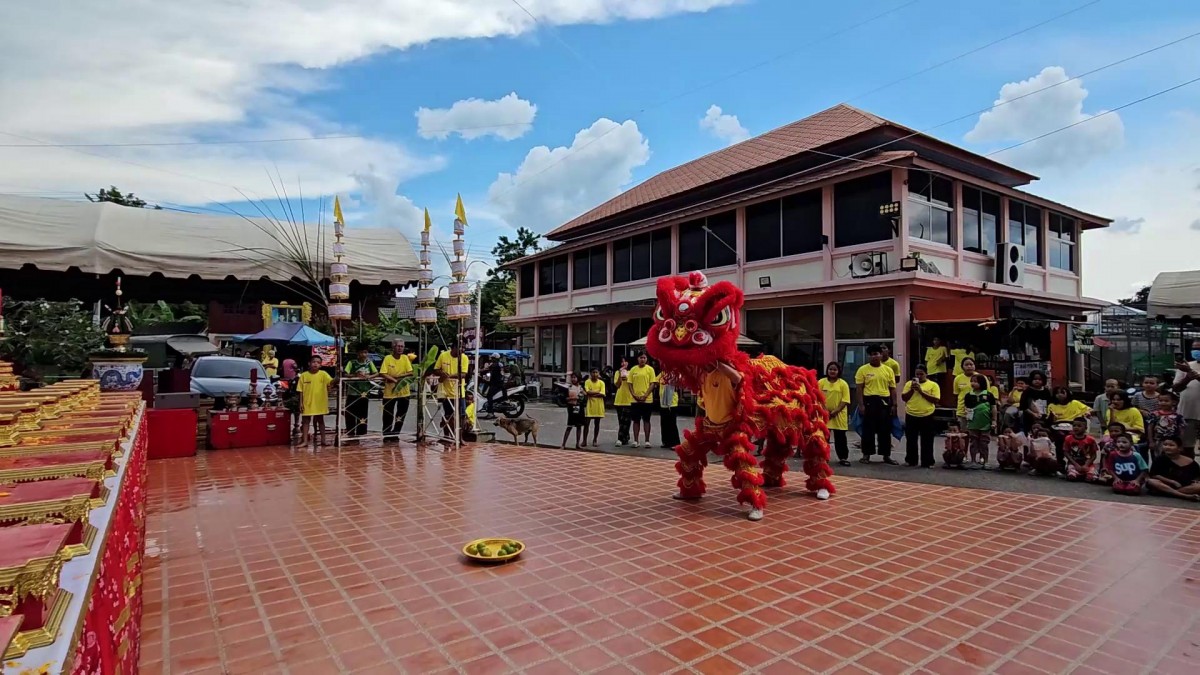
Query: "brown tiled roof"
547 104 890 239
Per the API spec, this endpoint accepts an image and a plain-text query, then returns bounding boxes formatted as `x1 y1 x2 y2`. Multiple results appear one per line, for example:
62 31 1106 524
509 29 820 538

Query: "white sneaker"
816 488 831 500
631 441 640 448
748 508 764 521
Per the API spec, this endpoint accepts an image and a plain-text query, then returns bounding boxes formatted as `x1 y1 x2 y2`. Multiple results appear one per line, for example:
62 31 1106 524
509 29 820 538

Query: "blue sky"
2 0 1198 299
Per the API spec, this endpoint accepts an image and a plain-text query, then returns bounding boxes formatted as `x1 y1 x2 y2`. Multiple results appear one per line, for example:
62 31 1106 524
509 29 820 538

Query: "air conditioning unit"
850 252 888 279
995 242 1025 286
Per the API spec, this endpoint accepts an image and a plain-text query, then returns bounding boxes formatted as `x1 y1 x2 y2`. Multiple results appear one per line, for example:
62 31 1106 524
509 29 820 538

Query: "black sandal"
859 457 872 464
839 460 852 467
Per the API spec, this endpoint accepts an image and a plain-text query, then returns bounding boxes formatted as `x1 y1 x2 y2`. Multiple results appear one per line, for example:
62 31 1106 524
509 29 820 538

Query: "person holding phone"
1171 348 1200 455
901 364 940 468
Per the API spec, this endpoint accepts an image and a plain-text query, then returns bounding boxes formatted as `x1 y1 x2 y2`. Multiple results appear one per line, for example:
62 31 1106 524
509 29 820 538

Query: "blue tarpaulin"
240 322 337 347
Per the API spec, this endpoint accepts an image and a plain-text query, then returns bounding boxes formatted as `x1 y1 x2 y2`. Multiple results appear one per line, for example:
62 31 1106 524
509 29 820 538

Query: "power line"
486 0 1096 201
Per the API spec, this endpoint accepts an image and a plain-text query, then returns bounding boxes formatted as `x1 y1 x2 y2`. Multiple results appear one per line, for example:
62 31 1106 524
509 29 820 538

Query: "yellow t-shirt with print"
903 379 941 418
613 370 633 406
297 370 332 417
950 349 974 376
701 370 737 425
1048 399 1090 422
435 352 469 399
818 377 851 431
882 357 901 380
855 363 896 398
954 374 995 417
584 378 606 418
628 365 656 402
924 346 947 375
380 354 413 399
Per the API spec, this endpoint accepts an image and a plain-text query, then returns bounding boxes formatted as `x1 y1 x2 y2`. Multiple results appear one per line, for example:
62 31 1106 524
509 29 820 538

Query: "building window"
962 186 1000 256
745 305 824 369
612 228 670 283
613 318 654 366
906 170 953 245
1007 200 1042 266
678 210 737 271
1048 213 1076 272
539 325 566 372
573 245 607 290
538 255 568 295
745 190 823 262
518 264 535 299
571 322 607 375
835 299 894 341
834 172 893 248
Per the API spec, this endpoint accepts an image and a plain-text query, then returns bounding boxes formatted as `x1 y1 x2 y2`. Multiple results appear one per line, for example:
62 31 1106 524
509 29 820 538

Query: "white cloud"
486 118 650 232
0 0 737 206
351 165 426 238
699 105 749 145
1190 219 1200 231
1107 216 1145 235
966 66 1124 169
416 93 537 141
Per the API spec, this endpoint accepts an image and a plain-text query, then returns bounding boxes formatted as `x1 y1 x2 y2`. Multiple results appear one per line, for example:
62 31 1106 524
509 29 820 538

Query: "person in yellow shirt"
583 368 607 447
950 342 975 377
296 356 333 446
380 341 413 440
855 345 898 464
924 337 948 377
818 362 852 466
435 345 471 437
627 353 657 448
1048 386 1091 424
658 372 680 449
954 358 993 426
260 346 279 379
465 393 477 429
613 357 633 446
1106 391 1145 443
901 364 942 468
880 345 902 381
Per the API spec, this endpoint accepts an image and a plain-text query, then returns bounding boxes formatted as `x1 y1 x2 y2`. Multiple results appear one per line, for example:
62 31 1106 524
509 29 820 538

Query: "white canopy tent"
1147 270 1200 322
0 195 418 286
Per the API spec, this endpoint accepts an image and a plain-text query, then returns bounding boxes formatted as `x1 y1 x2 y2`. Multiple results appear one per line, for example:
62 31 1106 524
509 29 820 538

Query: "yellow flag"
423 208 432 234
333 196 344 225
454 194 468 226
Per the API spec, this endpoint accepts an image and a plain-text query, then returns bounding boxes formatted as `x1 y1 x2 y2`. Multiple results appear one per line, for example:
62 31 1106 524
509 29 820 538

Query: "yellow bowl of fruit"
462 538 524 563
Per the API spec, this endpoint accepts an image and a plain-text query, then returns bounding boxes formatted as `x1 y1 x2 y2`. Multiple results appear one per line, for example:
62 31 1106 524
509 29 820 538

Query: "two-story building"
505 104 1108 393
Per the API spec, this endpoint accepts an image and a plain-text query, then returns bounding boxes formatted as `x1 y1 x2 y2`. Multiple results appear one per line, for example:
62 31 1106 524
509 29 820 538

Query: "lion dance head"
646 271 744 378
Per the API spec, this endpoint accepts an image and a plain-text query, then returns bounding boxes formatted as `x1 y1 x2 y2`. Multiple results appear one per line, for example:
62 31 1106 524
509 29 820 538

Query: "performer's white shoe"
747 508 764 521
672 493 701 501
817 488 831 500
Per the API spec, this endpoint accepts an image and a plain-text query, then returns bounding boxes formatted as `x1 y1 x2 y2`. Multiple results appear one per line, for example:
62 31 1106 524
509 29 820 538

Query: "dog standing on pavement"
495 416 539 446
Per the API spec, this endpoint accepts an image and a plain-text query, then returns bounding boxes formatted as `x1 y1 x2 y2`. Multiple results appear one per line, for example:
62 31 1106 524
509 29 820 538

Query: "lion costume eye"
654 306 666 321
711 307 731 327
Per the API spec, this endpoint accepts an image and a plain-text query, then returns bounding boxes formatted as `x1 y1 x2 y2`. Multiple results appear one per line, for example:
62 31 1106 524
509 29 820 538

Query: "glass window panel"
745 309 782 358
930 206 950 245
573 251 590 289
552 257 568 293
539 260 553 296
781 190 823 256
630 233 651 280
745 200 781 262
613 238 631 284
650 228 672 276
962 188 982 253
678 220 705 272
834 172 893 248
835 299 895 340
589 246 606 287
930 176 953 208
706 211 737 268
783 305 823 369
519 264 534 298
908 200 931 241
982 193 1000 255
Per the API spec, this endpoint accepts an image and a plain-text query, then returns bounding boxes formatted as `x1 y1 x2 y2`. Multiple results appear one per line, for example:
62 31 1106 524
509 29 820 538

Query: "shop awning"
165 335 220 356
1092 337 1115 349
911 297 996 324
1004 301 1089 323
1147 270 1200 321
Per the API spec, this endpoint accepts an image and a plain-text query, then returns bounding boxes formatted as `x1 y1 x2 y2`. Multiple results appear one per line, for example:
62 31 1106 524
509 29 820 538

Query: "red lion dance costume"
646 272 835 521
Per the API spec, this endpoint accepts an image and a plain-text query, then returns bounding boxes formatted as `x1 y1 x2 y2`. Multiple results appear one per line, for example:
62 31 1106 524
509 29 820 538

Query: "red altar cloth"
147 408 197 459
70 412 147 675
0 478 98 550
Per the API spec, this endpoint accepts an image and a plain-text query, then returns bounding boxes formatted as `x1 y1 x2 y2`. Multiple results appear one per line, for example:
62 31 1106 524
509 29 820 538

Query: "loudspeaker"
996 242 1025 286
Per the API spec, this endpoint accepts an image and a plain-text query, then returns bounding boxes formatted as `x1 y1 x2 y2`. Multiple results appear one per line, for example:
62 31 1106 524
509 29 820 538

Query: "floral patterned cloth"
71 413 147 675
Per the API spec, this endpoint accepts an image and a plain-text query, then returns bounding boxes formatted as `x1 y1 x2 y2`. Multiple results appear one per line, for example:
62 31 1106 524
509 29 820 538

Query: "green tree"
481 227 540 334
1119 285 1151 310
0 298 106 375
85 185 162 209
126 300 205 325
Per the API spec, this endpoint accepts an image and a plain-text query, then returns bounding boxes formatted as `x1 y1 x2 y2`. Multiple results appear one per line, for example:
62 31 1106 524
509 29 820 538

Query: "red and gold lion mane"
646 272 836 504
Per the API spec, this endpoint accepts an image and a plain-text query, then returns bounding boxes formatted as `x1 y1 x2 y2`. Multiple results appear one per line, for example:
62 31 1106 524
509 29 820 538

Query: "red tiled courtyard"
140 443 1200 674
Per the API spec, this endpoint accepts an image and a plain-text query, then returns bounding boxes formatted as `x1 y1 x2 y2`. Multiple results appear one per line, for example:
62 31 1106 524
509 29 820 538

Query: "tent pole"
472 281 482 432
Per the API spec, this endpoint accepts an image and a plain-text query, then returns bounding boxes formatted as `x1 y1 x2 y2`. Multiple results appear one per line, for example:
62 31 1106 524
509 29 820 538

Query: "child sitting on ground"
1096 422 1126 483
996 425 1026 471
1106 433 1147 495
943 420 967 469
1028 426 1059 476
1061 418 1098 482
1146 436 1200 501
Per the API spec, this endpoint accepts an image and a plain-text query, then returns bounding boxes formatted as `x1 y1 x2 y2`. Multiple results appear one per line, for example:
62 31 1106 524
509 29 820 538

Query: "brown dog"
494 416 539 446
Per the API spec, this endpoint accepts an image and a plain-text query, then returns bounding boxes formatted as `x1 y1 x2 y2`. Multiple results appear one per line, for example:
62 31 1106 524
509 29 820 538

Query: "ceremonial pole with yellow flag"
328 196 353 448
447 194 472 450
414 208 436 443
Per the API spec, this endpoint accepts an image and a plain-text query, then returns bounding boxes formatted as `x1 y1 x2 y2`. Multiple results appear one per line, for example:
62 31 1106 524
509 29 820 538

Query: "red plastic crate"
147 408 198 459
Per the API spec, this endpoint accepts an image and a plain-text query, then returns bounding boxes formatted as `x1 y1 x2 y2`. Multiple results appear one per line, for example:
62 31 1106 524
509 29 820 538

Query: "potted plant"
89 279 148 392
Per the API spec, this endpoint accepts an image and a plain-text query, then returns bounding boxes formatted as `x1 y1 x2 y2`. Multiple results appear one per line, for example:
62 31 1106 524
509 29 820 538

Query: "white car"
189 356 269 401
